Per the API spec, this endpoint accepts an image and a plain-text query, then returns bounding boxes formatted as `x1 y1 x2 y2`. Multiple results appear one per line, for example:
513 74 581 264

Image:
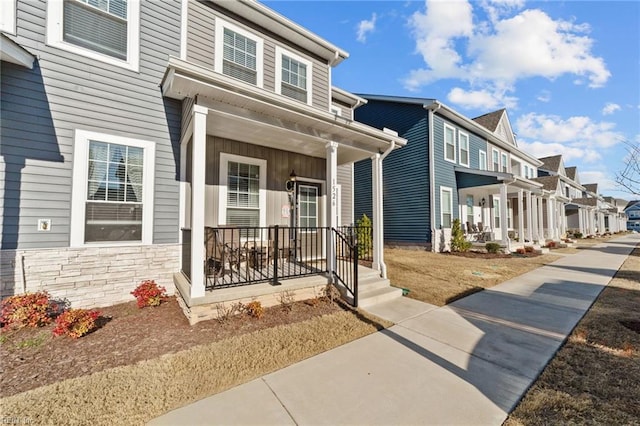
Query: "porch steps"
357 267 403 309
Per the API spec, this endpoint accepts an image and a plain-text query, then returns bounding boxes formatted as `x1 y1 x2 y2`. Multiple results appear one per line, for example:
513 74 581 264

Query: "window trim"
466 194 474 226
214 17 264 88
501 152 508 173
0 0 16 34
478 150 487 171
275 46 313 106
440 186 453 229
46 0 140 71
444 124 456 164
218 153 267 227
70 129 155 247
458 131 469 167
492 148 500 172
493 197 501 229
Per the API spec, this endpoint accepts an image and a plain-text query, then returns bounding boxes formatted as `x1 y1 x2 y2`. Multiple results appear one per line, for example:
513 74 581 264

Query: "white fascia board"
0 34 35 69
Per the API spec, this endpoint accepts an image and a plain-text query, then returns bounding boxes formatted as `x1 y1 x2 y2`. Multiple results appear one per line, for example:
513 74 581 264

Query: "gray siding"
337 163 353 225
354 101 430 244
186 1 331 111
1 0 182 249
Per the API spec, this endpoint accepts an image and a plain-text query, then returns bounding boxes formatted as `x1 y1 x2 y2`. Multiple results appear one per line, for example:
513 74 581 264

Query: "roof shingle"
472 109 505 132
538 155 563 173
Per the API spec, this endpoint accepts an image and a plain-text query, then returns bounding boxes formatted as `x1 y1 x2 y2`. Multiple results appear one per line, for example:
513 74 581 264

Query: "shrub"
485 242 501 254
524 246 535 253
52 309 100 339
515 248 526 255
450 219 472 252
1 291 57 330
131 280 168 308
355 214 373 258
278 290 296 312
244 301 264 319
546 241 557 249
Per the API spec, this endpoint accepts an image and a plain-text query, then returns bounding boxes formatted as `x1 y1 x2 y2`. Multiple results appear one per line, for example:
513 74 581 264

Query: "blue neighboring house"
352 95 550 251
624 200 640 231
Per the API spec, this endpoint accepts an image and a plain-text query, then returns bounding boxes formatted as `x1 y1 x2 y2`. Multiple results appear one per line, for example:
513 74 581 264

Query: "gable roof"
584 183 598 194
571 197 598 207
472 109 505 132
565 166 577 180
625 200 640 211
538 155 564 174
532 175 560 192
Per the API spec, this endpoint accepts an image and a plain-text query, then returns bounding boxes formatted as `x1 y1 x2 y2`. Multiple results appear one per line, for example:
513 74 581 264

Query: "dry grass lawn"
0 309 390 425
386 249 562 306
505 247 640 425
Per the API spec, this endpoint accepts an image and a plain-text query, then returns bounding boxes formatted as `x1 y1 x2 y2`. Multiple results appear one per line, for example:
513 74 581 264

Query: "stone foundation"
0 244 180 308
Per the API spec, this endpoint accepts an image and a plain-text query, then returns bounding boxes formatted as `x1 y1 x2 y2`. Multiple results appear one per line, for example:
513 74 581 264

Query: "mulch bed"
0 296 345 398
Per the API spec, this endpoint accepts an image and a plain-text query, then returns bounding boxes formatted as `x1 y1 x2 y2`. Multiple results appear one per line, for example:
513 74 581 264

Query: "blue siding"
354 101 430 244
432 115 459 229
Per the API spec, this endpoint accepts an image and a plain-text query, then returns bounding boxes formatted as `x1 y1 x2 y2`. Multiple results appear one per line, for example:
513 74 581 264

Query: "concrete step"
357 267 382 280
358 286 404 308
358 275 391 292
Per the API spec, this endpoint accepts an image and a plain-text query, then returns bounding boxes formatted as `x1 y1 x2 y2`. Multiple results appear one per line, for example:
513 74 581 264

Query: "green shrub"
485 242 501 254
573 232 583 239
355 214 373 258
52 309 100 339
1 291 58 330
450 219 471 252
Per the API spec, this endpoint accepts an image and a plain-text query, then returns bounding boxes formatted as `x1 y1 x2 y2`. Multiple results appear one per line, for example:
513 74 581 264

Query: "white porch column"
326 142 338 278
371 153 381 273
537 195 545 243
500 184 508 247
547 196 555 240
526 191 533 243
517 189 524 244
190 104 208 299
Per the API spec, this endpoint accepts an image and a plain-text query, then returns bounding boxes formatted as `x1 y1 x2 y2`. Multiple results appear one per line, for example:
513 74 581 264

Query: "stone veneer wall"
0 244 180 309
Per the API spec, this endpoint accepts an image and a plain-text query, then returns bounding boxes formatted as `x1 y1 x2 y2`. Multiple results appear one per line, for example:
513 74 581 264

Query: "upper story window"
501 153 508 173
479 150 487 171
492 149 500 172
444 124 456 163
524 164 529 178
215 18 264 87
47 0 140 71
458 132 469 167
276 47 312 105
0 0 16 34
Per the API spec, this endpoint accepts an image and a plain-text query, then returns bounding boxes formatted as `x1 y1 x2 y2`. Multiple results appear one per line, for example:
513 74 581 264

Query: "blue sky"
265 0 640 200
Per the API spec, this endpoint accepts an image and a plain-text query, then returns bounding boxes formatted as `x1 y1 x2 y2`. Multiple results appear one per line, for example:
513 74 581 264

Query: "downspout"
377 137 395 279
425 101 441 251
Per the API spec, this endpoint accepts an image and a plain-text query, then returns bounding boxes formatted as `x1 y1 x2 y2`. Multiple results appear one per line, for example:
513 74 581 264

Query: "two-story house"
1 0 406 323
624 200 640 231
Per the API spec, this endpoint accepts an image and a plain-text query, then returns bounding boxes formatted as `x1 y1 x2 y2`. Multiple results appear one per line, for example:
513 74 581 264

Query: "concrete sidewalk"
150 234 638 426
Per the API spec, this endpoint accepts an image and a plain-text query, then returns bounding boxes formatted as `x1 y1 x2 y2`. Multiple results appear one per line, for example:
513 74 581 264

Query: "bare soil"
0 296 344 398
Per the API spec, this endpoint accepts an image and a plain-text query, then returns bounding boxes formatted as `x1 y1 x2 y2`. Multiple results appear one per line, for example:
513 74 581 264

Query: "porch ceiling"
162 57 406 165
455 168 543 192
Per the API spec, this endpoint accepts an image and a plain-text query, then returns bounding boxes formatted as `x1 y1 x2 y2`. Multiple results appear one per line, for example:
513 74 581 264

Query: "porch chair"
205 227 247 287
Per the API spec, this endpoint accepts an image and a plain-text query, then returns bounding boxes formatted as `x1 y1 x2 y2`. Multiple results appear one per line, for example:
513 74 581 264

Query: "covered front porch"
161 58 405 322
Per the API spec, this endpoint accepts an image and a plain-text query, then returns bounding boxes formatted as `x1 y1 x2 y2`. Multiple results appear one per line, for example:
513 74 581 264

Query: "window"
298 185 318 228
71 130 154 246
214 19 264 87
219 153 266 228
276 47 312 105
466 195 474 227
529 167 536 179
479 150 487 171
507 199 512 228
492 149 500 172
0 0 16 34
47 0 139 70
493 197 501 228
441 187 453 228
565 186 570 198
444 124 456 163
524 165 529 178
501 153 508 173
459 132 469 166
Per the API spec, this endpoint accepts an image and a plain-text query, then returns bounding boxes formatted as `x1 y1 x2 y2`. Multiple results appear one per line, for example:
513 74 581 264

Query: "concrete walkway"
150 234 638 426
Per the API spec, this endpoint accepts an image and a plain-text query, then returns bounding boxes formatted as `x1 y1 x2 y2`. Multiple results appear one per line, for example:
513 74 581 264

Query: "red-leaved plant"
52 309 100 339
1 291 58 330
131 280 168 308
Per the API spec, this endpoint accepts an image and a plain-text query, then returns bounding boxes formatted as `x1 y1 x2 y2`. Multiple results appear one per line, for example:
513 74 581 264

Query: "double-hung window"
501 153 508 173
215 19 263 87
458 132 469 167
71 130 154 246
444 124 456 163
219 153 266 229
524 165 529 178
441 187 453 228
47 0 139 70
479 150 487 171
466 195 474 227
276 47 312 105
493 198 501 228
492 149 500 172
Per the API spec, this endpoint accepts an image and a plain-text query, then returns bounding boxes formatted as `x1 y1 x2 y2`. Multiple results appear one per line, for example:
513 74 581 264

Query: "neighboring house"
1 0 406 322
351 97 554 251
624 200 640 231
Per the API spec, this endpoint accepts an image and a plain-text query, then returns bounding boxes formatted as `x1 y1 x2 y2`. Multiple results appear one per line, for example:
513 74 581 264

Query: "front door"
296 182 321 261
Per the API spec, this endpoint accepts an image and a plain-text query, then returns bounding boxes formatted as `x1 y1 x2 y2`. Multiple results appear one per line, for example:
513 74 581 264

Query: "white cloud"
447 87 517 109
579 170 617 191
516 113 623 148
602 102 621 115
518 141 601 163
536 90 551 102
403 0 611 108
356 13 377 43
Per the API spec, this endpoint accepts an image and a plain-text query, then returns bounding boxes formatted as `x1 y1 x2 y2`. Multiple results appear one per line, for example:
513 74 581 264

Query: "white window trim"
444 124 456 164
479 150 487 171
70 129 155 247
492 148 500 172
275 46 313 106
46 0 140 71
501 152 509 173
493 197 501 228
214 17 264 88
0 0 16 34
458 131 470 167
440 186 453 229
218 153 267 227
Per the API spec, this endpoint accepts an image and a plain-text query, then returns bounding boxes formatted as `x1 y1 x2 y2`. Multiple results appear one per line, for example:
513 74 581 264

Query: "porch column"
547 196 555 240
371 153 382 274
500 184 508 247
526 190 533 243
326 142 338 278
517 189 524 245
537 195 545 244
190 105 208 299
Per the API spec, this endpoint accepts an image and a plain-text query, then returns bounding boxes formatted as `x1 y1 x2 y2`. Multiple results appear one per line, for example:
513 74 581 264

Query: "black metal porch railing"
336 225 373 262
333 227 358 307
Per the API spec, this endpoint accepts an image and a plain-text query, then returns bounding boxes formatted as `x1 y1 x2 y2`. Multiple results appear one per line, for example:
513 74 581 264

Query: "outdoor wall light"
480 197 486 207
